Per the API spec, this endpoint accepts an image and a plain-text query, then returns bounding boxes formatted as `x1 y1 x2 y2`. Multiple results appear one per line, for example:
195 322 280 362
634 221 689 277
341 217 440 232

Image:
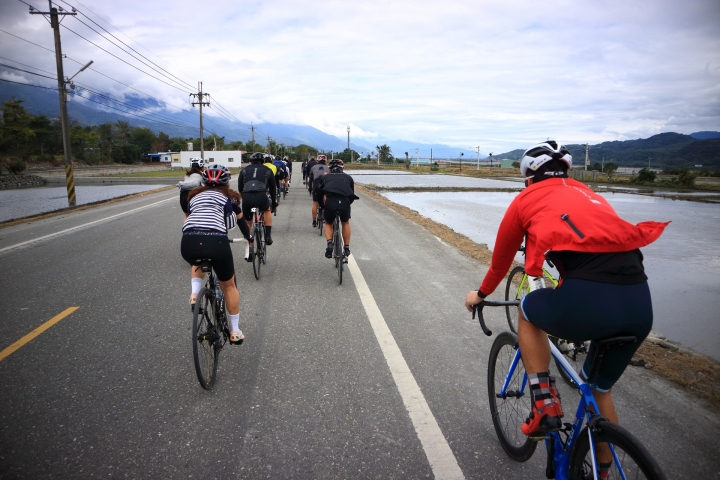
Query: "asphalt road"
0 172 718 479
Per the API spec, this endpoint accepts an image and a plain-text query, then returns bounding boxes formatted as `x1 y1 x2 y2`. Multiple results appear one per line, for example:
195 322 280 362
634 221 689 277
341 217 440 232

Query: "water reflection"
383 190 720 361
0 185 168 222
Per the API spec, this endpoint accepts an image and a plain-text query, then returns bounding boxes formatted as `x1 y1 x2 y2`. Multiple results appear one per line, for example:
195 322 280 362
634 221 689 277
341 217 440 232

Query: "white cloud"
1 0 718 153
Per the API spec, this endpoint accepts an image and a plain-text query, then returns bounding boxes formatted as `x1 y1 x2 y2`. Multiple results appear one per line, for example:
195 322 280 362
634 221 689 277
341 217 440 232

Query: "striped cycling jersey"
182 189 237 234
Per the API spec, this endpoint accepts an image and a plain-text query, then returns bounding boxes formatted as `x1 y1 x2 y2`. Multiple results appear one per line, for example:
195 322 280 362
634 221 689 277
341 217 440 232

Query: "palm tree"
376 144 392 163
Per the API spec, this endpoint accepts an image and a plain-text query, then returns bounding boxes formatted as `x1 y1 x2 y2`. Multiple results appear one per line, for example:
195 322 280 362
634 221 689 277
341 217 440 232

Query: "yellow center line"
0 307 79 362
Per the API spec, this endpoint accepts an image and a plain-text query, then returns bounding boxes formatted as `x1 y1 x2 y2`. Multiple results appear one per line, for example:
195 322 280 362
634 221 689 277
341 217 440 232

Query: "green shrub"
632 168 656 184
6 158 27 174
676 168 697 187
512 161 520 169
430 163 440 171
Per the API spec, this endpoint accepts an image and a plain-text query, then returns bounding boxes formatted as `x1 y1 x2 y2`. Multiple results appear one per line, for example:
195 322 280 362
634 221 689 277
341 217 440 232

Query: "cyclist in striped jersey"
181 164 250 343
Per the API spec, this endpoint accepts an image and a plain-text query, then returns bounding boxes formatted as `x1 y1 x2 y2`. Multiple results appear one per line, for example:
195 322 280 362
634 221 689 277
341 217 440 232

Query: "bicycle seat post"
584 336 637 388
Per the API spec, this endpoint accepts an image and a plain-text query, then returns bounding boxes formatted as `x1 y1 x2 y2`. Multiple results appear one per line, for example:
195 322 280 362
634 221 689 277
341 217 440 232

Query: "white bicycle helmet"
189 157 205 168
519 140 572 177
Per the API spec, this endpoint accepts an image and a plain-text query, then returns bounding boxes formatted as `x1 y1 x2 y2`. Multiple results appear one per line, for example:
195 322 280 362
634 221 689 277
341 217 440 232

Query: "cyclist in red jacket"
465 140 668 443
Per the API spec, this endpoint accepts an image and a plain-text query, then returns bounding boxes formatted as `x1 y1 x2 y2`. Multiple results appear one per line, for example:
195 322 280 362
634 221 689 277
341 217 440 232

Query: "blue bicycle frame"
499 338 627 480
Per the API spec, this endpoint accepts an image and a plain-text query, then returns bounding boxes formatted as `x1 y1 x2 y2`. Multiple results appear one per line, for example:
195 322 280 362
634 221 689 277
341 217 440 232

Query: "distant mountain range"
0 81 477 158
496 132 720 169
2 80 717 166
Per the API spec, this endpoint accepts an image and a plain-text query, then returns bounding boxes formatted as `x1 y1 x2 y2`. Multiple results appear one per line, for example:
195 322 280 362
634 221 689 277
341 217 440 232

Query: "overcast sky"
1 0 719 153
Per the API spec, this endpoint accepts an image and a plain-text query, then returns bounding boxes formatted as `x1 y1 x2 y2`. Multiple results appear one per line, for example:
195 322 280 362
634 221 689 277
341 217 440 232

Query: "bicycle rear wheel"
505 266 529 334
192 288 220 390
487 331 536 462
569 420 667 480
252 225 262 280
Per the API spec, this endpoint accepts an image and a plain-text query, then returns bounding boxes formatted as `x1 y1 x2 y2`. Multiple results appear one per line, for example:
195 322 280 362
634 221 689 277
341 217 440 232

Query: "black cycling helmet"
329 159 344 172
250 152 264 163
202 163 231 186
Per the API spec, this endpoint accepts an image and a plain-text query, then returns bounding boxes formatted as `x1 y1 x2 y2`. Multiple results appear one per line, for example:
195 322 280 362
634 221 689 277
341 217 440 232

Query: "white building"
178 151 246 169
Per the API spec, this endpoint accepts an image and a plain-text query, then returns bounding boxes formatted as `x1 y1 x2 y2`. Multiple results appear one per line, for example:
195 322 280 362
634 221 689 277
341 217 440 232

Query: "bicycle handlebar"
472 300 520 337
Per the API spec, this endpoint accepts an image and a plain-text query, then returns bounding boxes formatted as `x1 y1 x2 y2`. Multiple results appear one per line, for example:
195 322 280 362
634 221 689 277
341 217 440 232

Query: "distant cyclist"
273 156 289 196
309 157 329 227
283 156 292 190
177 157 204 219
305 156 317 194
318 159 358 258
181 164 248 343
301 159 307 184
464 140 668 455
239 152 278 249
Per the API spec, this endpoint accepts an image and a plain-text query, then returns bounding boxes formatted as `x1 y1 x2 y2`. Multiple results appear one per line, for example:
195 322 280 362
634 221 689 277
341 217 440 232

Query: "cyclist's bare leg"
517 306 551 375
312 201 318 221
594 389 617 464
218 276 239 315
341 221 351 245
264 208 273 226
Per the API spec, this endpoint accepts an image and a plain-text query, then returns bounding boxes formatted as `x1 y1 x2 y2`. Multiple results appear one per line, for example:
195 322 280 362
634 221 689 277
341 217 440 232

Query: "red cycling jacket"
479 178 669 297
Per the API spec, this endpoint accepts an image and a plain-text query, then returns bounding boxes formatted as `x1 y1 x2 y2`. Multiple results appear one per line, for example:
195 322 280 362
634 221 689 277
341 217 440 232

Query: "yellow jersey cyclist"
181 164 251 343
239 153 278 250
464 140 668 458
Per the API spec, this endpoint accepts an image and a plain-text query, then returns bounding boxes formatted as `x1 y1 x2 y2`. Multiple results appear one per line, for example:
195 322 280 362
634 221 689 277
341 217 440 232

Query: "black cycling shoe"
343 246 351 257
265 236 273 246
312 220 317 228
325 246 333 258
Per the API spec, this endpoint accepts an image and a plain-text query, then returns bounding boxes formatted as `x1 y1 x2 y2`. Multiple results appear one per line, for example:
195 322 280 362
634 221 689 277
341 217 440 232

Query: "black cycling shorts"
181 233 235 282
241 191 270 221
522 279 653 392
276 170 286 180
323 197 351 223
179 190 190 214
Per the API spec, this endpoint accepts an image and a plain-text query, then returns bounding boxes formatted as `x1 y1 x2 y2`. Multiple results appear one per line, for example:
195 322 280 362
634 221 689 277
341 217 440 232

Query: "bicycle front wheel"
505 266 529 334
192 288 220 390
487 331 536 462
569 420 667 480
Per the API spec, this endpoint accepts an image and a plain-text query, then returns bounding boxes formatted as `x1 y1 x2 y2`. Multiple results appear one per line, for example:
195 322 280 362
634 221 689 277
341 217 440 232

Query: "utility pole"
190 82 210 160
489 153 493 168
475 146 481 169
347 125 351 163
251 123 255 151
267 136 271 155
460 152 463 170
30 2 78 207
584 143 590 171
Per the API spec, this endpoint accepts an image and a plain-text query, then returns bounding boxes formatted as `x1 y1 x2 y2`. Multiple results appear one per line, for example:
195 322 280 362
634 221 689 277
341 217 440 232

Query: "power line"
59 23 194 94
69 14 196 92
0 63 56 80
0 77 57 90
0 28 55 54
0 56 57 76
54 0 195 90
62 0 198 85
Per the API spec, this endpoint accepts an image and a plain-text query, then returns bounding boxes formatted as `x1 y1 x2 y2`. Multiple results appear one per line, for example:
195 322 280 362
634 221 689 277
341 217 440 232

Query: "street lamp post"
460 152 463 170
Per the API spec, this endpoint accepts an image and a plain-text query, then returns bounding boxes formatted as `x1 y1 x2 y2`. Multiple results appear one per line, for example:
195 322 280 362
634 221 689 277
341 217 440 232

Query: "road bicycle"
281 182 287 200
191 240 243 390
505 246 589 388
316 206 325 235
250 207 267 280
474 300 666 480
331 214 347 285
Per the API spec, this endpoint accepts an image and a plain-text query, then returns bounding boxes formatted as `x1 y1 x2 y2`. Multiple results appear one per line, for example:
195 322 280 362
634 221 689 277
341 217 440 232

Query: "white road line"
347 255 465 480
0 197 174 255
